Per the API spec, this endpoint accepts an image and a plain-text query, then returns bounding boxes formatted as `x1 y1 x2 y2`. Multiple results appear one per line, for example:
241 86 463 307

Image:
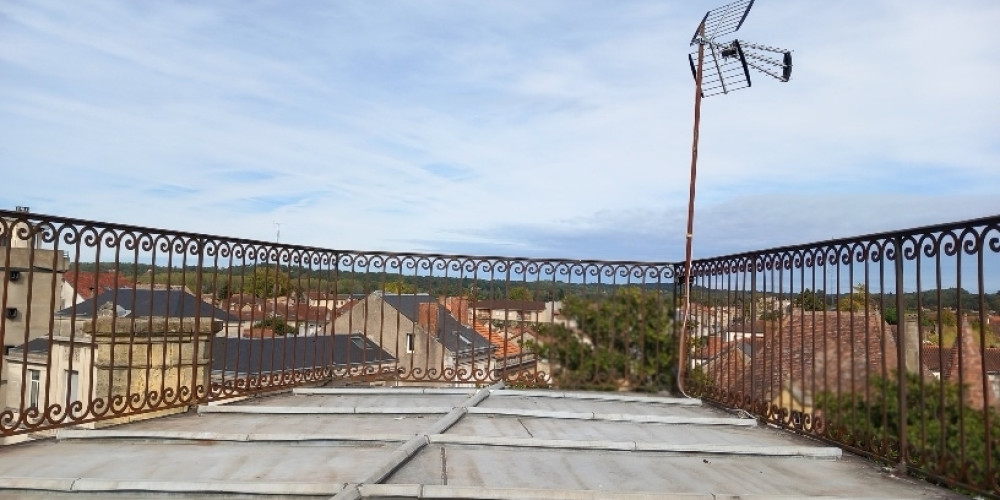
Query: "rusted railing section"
682 215 1000 496
0 209 675 437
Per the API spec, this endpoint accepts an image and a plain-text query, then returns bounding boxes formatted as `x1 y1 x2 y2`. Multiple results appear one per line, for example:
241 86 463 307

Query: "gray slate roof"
57 288 238 321
212 334 395 374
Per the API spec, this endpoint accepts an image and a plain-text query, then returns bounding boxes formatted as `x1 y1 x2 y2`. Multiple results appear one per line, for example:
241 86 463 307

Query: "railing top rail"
692 214 1000 263
0 209 673 268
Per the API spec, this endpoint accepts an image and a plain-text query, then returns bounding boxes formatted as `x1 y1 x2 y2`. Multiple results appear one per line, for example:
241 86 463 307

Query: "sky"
1 0 998 263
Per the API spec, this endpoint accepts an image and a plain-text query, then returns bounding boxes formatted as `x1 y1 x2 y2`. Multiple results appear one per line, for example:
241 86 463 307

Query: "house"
333 292 495 384
689 335 729 369
0 209 69 413
3 336 94 427
221 292 264 314
920 326 1000 409
300 292 336 310
725 311 901 420
53 287 239 337
922 346 1000 397
239 303 333 338
696 337 760 399
720 318 782 343
60 271 134 308
471 299 546 324
440 296 539 378
300 292 365 311
295 293 366 311
4 331 396 429
684 304 735 338
56 288 238 321
1 208 69 349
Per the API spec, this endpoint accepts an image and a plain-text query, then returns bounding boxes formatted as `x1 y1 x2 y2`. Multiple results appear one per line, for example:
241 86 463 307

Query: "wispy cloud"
0 0 997 260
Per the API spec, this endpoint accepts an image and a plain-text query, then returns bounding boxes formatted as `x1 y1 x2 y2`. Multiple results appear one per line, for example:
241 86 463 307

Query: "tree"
215 282 231 300
384 280 417 294
253 316 297 336
883 306 898 325
243 267 292 298
837 284 875 313
760 310 784 321
528 287 676 392
508 286 532 301
816 374 1000 492
794 289 827 311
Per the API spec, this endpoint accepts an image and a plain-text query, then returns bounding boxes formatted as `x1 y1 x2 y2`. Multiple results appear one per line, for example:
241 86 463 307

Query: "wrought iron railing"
0 209 675 436
683 214 1000 496
0 209 996 496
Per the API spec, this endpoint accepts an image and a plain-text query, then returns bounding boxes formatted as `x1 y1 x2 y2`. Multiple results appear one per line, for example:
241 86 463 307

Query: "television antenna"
678 0 792 396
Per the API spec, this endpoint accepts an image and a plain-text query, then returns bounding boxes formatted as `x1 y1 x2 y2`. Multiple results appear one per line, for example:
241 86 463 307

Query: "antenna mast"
678 0 792 397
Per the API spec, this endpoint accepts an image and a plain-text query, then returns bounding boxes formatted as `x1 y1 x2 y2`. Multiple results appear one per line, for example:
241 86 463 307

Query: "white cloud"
0 0 997 261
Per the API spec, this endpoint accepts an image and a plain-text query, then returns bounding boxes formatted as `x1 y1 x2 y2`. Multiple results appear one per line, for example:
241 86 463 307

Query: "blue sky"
1 0 998 262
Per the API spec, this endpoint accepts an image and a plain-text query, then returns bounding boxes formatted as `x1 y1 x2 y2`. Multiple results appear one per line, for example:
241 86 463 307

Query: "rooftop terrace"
0 385 964 499
1 210 999 497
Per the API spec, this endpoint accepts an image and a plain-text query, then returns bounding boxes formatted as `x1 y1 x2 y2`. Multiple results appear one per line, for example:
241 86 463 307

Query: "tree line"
71 262 676 302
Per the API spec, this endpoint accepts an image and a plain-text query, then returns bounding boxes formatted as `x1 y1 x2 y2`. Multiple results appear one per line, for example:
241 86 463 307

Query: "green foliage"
243 267 292 298
938 308 957 327
528 287 676 393
837 284 875 312
759 310 784 321
215 282 231 300
794 289 827 311
882 287 1000 314
73 262 649 305
383 280 417 294
508 286 532 301
883 307 898 325
816 374 1000 491
253 316 297 336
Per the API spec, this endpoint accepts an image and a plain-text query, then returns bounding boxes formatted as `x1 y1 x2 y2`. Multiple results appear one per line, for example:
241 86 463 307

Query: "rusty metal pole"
678 22 706 398
893 235 909 474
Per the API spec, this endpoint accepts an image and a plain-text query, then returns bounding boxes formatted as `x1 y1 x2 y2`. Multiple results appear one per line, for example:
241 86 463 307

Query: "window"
350 335 367 349
28 369 40 409
65 370 79 405
405 333 415 354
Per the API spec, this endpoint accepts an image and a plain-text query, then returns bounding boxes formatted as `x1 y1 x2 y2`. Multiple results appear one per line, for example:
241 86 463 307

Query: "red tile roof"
750 311 899 405
471 321 523 358
472 300 545 312
920 347 1000 374
63 271 134 300
692 335 728 360
701 339 756 398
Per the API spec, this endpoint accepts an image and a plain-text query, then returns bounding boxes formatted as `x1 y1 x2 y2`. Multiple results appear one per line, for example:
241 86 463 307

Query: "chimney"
947 315 995 410
903 316 920 375
417 303 440 335
443 297 470 326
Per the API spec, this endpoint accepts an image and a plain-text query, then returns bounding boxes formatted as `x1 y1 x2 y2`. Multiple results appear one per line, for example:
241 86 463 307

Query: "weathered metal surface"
0 387 966 499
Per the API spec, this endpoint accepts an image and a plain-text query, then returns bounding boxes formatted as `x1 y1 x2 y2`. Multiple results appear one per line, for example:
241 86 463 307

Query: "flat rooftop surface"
0 385 967 499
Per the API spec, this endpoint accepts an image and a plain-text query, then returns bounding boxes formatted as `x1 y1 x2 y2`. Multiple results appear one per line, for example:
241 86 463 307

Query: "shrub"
253 316 297 336
816 374 1000 493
